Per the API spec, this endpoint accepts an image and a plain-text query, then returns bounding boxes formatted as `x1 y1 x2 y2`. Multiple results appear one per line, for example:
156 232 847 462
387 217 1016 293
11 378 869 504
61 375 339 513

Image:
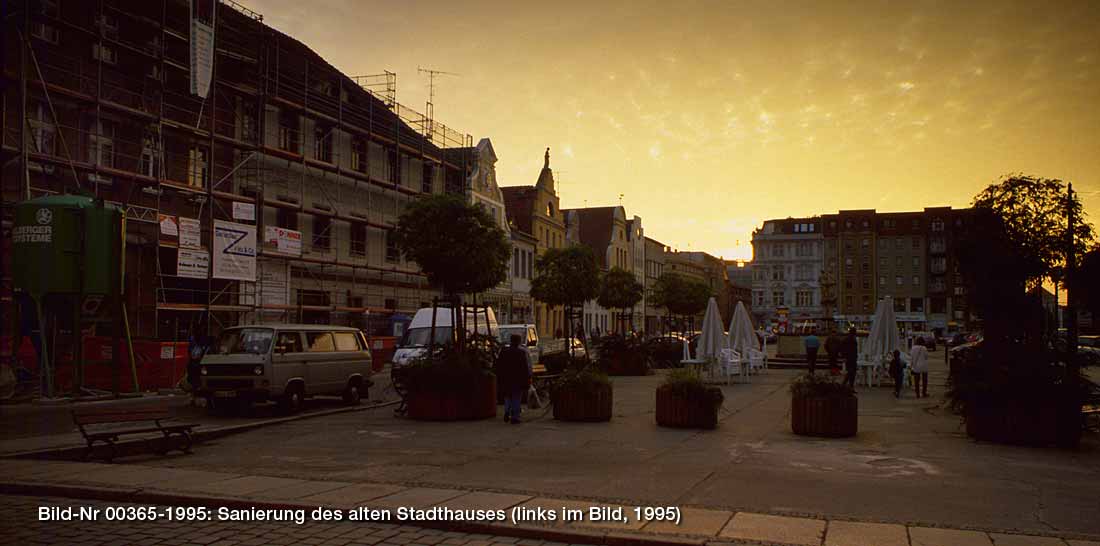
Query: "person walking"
497 334 531 424
889 349 904 398
842 327 859 389
910 337 930 398
825 331 840 375
803 329 821 375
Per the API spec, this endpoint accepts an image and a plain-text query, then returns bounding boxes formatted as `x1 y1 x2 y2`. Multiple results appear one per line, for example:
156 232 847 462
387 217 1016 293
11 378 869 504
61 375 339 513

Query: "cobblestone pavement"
1 495 598 546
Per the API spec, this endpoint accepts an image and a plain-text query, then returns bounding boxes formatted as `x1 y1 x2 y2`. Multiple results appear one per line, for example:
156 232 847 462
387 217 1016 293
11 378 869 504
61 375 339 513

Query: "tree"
392 194 510 350
597 267 644 333
972 175 1095 290
650 273 710 334
530 245 600 353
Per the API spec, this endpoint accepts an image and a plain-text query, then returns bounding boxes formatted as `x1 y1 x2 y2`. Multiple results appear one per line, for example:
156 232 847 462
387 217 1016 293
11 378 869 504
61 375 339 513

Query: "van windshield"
401 327 453 348
498 328 526 344
213 328 274 355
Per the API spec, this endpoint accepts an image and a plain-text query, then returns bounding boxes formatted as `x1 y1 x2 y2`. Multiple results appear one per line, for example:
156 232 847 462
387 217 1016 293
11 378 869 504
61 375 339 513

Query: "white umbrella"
727 301 757 355
862 296 900 360
696 297 726 361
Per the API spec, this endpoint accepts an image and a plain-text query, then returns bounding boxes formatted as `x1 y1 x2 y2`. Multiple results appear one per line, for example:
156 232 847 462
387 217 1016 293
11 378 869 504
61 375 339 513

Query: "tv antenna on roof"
417 67 459 139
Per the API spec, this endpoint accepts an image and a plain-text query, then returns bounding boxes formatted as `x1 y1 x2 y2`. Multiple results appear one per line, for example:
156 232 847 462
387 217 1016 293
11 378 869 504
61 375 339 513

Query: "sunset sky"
248 0 1099 261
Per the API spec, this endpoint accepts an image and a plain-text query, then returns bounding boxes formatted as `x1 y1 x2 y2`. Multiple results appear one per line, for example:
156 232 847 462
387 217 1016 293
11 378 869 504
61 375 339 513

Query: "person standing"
496 334 531 424
910 337 930 398
842 327 859 389
825 331 840 375
803 329 821 375
889 349 904 398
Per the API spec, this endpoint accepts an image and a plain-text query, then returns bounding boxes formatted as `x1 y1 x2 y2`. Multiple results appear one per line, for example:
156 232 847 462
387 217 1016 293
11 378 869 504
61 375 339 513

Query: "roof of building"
562 206 624 269
501 186 536 234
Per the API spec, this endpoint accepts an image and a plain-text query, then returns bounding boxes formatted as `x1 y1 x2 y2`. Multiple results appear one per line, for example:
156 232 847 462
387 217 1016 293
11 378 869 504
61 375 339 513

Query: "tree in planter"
597 267 644 334
951 176 1098 446
392 194 510 352
651 274 710 338
530 245 600 359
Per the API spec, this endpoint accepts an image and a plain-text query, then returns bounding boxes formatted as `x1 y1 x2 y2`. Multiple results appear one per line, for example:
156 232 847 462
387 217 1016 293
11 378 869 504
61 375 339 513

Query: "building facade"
643 236 667 334
501 149 566 338
563 205 634 335
750 218 824 331
459 138 514 319
725 260 753 318
509 230 537 324
2 0 472 341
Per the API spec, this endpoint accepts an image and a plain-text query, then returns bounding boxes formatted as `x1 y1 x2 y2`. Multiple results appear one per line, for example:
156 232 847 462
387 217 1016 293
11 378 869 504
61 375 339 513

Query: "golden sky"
249 0 1100 261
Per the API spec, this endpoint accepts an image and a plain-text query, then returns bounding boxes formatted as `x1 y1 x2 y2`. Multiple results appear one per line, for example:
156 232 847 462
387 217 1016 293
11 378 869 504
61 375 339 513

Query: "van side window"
306 332 335 352
527 328 537 345
275 331 303 353
333 332 362 352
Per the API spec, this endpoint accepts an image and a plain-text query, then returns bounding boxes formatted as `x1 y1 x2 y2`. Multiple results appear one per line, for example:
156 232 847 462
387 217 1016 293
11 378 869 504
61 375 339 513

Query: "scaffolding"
2 0 474 343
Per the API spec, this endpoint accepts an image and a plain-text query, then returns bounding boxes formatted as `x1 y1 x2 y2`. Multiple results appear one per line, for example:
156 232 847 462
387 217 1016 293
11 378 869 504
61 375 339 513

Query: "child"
890 349 904 398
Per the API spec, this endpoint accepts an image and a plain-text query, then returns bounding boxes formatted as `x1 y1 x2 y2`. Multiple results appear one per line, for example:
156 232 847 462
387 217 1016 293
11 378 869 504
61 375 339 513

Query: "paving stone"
178 475 307 497
249 479 353 500
144 469 245 491
1067 541 1100 546
437 491 533 511
826 521 909 546
370 487 467 509
909 526 993 546
300 483 408 507
720 512 825 545
990 534 1067 546
642 507 733 536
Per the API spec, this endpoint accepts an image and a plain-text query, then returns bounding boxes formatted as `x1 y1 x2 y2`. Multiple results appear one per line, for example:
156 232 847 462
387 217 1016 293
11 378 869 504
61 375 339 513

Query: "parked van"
198 324 372 413
497 324 568 370
391 307 498 367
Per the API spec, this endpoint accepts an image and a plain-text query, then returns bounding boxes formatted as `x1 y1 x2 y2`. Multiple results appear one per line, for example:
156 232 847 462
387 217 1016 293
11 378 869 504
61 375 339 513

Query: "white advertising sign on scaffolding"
189 0 216 98
232 201 255 221
177 248 209 279
265 226 302 257
179 217 202 249
259 261 289 308
213 220 256 281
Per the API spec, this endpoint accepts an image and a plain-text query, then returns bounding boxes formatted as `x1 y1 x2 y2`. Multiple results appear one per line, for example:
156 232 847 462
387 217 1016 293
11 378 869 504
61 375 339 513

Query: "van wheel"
343 381 362 405
278 385 304 414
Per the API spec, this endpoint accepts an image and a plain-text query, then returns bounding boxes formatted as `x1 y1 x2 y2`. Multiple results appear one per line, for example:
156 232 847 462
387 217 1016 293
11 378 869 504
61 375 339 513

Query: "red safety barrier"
2 335 188 393
364 336 396 372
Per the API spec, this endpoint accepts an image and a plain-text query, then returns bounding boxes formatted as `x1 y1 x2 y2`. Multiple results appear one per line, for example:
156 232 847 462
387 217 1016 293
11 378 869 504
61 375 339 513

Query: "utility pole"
1067 183 1079 366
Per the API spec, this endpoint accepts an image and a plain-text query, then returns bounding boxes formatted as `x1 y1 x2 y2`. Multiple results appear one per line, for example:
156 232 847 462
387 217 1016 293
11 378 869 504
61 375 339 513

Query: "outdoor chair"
718 349 747 384
748 348 768 374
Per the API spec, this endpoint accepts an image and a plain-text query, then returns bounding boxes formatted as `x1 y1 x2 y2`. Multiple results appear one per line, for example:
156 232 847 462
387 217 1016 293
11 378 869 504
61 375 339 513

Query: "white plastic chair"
748 348 767 374
718 349 746 384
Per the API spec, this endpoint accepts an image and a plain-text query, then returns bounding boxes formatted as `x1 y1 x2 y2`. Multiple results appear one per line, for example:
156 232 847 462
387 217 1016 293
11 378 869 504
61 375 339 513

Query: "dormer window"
546 202 554 217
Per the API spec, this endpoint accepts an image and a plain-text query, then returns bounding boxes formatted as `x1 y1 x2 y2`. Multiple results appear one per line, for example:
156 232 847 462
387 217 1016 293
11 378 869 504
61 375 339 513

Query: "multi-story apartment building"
681 251 731 324
509 230 537 324
751 218 824 331
753 207 974 335
2 0 472 340
725 260 753 318
563 205 634 335
643 236 667 334
501 149 566 338
457 138 515 318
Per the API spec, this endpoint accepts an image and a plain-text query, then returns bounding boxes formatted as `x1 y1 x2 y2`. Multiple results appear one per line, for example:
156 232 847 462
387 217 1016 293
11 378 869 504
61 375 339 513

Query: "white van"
391 306 498 367
198 324 372 413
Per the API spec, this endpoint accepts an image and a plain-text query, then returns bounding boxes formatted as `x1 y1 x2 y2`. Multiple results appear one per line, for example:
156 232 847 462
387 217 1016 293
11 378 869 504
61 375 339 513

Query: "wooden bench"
72 405 198 462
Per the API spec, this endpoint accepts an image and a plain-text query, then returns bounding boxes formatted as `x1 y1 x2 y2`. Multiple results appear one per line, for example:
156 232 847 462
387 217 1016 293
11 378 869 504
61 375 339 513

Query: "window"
333 332 362 352
879 276 886 286
912 275 920 286
896 276 903 286
514 248 521 277
930 297 947 314
350 222 366 257
931 256 947 274
879 238 889 249
422 164 434 194
187 146 207 188
910 297 924 312
277 208 298 231
546 202 554 217
861 238 870 249
879 257 887 268
314 126 332 162
754 291 765 306
385 230 399 262
912 256 920 268
930 237 946 253
896 256 903 267
274 332 303 353
895 238 903 250
29 102 55 155
526 250 533 278
89 119 115 168
845 279 853 289
92 43 117 65
796 291 813 307
862 277 871 289
306 332 335 352
31 22 59 44
351 138 366 173
772 291 785 306
140 128 159 178
279 110 299 152
862 295 871 311
932 218 945 232
912 237 920 249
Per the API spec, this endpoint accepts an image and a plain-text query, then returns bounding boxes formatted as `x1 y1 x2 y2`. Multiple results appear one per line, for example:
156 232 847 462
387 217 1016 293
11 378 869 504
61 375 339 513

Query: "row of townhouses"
1 0 744 343
749 208 975 336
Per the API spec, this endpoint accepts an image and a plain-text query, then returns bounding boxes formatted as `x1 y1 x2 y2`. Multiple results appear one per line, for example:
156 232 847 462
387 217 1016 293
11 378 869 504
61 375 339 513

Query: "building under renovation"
2 0 474 341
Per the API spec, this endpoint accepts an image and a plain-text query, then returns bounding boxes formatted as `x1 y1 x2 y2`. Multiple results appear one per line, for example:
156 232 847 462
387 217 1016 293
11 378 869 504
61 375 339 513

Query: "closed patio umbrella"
696 297 726 362
727 301 757 355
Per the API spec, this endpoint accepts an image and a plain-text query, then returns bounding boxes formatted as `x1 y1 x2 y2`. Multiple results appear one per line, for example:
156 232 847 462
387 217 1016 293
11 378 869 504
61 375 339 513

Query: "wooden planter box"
966 400 1081 447
791 395 858 438
552 383 613 422
407 374 497 421
655 387 720 429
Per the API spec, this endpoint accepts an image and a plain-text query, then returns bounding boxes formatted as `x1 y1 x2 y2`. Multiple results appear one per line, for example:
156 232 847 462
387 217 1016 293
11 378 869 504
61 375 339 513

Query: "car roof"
224 324 361 332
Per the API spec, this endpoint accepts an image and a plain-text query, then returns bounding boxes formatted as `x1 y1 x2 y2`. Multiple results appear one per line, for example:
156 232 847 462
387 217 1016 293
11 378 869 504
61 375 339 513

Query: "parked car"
497 323 569 370
199 324 373 413
391 306 499 367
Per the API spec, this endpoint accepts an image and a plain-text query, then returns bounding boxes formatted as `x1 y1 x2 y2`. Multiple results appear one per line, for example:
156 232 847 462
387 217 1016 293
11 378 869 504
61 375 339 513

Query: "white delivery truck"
391 306 499 367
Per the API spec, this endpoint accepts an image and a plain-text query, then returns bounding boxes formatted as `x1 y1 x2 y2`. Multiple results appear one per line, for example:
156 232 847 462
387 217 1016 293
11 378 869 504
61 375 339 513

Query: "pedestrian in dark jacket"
842 328 859 389
889 349 904 398
496 334 531 424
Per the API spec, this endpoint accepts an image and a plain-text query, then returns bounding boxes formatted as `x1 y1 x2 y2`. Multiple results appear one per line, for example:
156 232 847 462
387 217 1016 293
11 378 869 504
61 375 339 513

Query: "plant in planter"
403 341 498 421
595 334 652 376
656 368 724 429
552 365 613 422
789 373 857 438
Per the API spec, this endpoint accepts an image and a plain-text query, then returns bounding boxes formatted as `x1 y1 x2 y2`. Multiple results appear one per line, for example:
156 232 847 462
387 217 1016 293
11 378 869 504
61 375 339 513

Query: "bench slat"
73 407 172 425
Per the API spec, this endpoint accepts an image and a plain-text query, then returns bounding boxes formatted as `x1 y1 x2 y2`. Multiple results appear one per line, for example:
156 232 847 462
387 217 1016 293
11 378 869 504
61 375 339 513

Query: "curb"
0 481 706 546
1 400 401 461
